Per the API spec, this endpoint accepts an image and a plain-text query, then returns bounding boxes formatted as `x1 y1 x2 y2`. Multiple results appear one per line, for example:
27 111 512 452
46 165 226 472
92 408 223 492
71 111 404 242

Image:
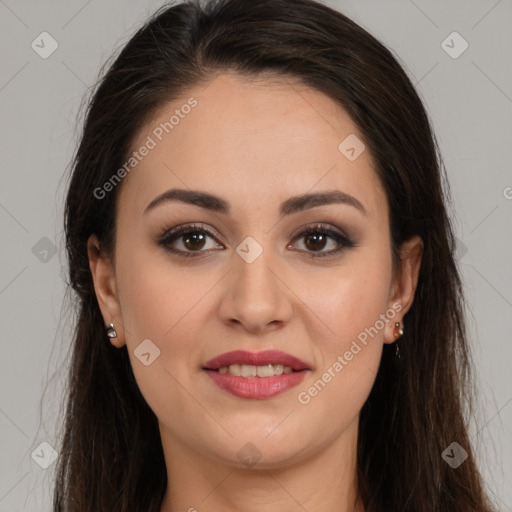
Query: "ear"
87 234 125 348
384 235 423 344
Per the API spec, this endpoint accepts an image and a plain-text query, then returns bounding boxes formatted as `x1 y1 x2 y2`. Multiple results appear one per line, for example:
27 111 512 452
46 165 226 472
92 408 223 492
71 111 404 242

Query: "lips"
203 350 311 371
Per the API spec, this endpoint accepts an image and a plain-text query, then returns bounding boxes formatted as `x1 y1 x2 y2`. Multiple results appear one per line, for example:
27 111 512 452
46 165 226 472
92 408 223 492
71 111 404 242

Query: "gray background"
0 0 511 510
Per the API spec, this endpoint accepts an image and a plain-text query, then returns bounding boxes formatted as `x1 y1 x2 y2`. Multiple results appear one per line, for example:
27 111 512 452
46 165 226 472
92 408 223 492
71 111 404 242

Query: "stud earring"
393 321 404 338
105 323 117 338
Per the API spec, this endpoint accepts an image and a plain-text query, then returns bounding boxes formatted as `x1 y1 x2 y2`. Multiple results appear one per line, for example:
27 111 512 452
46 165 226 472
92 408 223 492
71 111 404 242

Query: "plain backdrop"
0 0 511 510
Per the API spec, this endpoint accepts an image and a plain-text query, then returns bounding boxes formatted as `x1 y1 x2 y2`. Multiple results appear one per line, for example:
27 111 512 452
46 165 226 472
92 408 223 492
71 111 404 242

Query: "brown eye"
181 231 207 251
289 224 355 258
303 232 329 251
158 223 224 257
158 222 355 259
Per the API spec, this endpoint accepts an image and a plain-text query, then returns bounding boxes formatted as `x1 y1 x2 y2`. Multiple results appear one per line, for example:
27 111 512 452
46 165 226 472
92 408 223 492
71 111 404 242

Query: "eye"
288 223 355 258
157 223 224 257
157 222 355 259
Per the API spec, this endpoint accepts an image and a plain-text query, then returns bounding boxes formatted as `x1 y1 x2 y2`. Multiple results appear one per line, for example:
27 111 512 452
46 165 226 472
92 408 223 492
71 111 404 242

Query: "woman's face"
89 72 422 470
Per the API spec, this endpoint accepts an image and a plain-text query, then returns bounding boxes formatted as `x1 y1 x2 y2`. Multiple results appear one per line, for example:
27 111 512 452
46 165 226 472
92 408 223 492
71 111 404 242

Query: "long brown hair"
55 0 494 510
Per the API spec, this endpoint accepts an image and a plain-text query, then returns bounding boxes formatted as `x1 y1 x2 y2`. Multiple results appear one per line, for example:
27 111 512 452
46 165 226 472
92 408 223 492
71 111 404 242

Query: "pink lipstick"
203 350 311 399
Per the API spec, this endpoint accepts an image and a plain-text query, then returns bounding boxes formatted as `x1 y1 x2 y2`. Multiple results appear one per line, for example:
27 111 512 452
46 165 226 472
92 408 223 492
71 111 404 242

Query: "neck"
159 416 364 512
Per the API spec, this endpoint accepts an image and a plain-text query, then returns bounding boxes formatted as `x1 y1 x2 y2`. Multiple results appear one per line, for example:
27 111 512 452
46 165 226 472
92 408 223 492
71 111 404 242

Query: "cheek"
305 254 392 350
115 234 212 340
115 249 213 424
295 252 392 409
293 279 389 437
114 240 223 368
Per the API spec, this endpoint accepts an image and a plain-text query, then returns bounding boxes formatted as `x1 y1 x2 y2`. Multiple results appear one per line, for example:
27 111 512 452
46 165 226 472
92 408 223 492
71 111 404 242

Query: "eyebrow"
143 188 367 217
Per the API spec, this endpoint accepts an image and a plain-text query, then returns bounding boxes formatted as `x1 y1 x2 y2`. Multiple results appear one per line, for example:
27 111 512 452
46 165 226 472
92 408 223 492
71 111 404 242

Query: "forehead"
117 72 387 222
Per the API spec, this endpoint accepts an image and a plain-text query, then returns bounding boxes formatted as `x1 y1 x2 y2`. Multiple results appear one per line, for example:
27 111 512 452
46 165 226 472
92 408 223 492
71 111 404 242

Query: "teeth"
217 364 295 377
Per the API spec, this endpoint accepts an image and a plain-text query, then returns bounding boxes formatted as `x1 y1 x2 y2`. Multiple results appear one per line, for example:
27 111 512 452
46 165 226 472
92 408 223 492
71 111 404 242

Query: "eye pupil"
305 233 327 251
184 232 206 250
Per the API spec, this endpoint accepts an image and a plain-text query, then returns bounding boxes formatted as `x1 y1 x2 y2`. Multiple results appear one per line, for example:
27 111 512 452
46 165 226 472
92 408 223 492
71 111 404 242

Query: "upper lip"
203 350 311 371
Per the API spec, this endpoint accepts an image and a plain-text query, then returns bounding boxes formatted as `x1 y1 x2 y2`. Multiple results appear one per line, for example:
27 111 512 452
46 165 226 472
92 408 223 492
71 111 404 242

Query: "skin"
88 72 423 512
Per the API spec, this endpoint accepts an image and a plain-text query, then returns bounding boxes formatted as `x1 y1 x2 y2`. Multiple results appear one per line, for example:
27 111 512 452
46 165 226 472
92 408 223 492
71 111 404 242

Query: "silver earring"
105 323 117 338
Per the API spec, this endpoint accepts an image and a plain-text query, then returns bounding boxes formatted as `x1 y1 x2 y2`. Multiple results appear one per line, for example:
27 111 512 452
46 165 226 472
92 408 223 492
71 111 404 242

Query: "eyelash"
156 222 356 259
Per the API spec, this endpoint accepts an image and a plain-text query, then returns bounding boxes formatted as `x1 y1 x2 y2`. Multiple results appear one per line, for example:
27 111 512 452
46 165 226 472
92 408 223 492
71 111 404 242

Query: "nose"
217 246 293 334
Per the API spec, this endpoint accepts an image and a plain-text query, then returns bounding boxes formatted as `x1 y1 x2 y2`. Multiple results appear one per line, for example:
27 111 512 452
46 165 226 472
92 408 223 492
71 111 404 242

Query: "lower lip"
204 369 309 399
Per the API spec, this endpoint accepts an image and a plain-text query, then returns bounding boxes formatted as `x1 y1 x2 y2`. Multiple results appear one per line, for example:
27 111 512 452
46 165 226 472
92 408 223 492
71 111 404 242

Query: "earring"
392 322 404 369
393 321 404 338
105 323 117 338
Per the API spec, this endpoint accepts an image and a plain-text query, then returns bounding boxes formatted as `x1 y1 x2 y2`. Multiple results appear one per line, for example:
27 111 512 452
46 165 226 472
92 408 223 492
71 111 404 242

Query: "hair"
56 0 494 510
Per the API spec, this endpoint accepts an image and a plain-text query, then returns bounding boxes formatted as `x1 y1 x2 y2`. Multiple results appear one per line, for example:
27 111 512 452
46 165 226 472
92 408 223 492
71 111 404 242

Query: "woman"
56 0 494 510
